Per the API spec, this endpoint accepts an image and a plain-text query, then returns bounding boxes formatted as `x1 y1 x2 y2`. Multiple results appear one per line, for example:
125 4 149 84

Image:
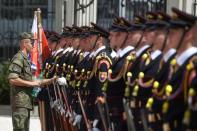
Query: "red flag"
41 28 51 62
31 12 51 77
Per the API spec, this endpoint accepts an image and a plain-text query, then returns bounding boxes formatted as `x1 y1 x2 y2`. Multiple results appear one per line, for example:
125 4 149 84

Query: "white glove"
60 107 65 115
93 119 99 128
57 77 67 86
65 110 71 118
73 114 82 127
92 128 100 131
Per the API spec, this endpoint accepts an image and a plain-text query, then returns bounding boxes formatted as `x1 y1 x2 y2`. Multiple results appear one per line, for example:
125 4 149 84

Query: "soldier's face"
153 30 166 50
141 30 156 45
191 22 197 44
89 35 98 48
109 31 122 49
48 41 57 51
127 31 142 46
59 37 67 47
22 39 33 53
73 38 80 49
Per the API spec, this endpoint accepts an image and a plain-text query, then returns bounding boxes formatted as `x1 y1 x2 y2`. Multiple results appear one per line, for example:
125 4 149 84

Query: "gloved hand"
92 128 100 131
38 76 58 87
57 77 67 86
93 119 99 128
65 110 71 118
91 119 100 131
73 114 82 129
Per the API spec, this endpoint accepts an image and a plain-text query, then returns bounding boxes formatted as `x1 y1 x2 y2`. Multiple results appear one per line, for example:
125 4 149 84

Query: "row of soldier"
38 7 197 131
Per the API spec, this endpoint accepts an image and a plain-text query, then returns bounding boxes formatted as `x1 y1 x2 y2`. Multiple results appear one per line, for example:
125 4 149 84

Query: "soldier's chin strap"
161 28 170 51
92 35 100 50
135 31 144 49
120 33 129 49
54 40 60 51
176 28 187 51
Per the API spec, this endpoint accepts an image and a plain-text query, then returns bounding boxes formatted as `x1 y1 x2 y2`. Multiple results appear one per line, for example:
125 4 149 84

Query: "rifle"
46 85 57 131
97 100 108 131
60 84 78 131
123 98 136 131
77 90 92 131
55 82 70 131
140 108 149 131
103 93 113 131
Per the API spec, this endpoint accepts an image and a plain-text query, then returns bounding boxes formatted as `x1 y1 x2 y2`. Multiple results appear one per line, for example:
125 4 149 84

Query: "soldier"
107 16 134 131
8 32 57 131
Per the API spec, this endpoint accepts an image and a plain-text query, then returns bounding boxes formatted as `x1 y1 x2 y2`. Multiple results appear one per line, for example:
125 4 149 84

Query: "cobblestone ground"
0 105 41 131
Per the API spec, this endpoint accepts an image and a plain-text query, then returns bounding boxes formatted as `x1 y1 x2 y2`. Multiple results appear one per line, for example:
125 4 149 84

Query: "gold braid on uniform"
183 56 197 126
108 52 135 82
138 52 155 88
151 58 177 98
48 55 60 74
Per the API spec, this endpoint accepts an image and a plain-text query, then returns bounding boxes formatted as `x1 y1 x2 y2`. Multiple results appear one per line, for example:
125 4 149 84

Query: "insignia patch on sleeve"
99 72 107 83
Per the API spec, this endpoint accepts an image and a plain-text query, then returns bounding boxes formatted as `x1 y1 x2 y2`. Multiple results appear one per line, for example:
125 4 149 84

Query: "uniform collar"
83 51 90 57
77 50 81 55
68 47 74 52
54 48 63 56
63 47 70 54
110 50 117 58
163 48 176 62
151 50 162 60
94 46 105 56
20 51 28 59
136 45 150 57
89 51 95 58
177 47 197 66
119 46 134 58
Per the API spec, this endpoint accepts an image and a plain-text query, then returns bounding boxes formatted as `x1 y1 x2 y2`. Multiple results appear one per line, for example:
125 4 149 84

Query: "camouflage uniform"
8 32 33 131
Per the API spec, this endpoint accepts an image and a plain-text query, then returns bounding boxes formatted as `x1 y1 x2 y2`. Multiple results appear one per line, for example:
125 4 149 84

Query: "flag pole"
36 8 46 131
37 8 43 71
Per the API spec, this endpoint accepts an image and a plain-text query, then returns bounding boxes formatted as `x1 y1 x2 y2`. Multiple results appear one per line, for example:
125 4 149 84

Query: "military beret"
19 32 34 40
90 22 109 38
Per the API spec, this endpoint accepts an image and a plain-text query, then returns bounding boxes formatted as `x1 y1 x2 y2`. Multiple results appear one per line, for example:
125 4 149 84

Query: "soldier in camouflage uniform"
8 32 57 131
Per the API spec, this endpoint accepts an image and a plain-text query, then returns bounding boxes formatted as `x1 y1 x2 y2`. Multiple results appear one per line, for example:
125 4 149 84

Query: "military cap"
48 32 61 43
110 16 130 32
127 15 146 31
61 26 72 37
145 12 159 30
171 7 197 28
19 32 34 40
146 12 157 22
90 22 109 38
156 11 171 27
80 26 91 38
70 25 83 38
44 30 51 39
